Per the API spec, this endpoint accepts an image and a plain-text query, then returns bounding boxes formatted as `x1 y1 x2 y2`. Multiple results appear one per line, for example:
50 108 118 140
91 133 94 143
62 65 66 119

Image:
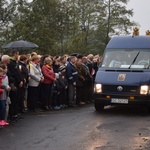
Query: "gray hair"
1 55 10 62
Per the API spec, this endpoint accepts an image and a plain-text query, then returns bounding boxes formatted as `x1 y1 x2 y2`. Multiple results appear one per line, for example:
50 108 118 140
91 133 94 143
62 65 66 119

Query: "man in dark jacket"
66 56 78 107
82 55 93 103
7 50 23 120
18 55 29 113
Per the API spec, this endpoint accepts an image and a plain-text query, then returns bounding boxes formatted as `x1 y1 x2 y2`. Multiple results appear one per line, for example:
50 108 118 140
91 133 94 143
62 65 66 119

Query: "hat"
59 65 66 72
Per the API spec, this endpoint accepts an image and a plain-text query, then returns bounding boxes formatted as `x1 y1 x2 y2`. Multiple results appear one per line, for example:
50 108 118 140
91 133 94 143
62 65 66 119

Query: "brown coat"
75 63 86 87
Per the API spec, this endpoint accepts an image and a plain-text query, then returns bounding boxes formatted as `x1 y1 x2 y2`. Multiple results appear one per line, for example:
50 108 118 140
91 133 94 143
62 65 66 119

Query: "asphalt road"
0 104 150 150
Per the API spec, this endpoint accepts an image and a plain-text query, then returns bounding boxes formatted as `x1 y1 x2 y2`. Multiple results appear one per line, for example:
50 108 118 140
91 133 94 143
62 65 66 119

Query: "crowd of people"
0 50 102 127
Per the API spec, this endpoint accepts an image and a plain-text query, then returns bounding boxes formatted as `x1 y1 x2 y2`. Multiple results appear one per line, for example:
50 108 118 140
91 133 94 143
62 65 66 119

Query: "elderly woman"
27 55 44 111
41 57 55 110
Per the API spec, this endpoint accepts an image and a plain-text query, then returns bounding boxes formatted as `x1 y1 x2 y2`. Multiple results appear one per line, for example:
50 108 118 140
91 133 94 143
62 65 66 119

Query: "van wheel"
94 102 104 111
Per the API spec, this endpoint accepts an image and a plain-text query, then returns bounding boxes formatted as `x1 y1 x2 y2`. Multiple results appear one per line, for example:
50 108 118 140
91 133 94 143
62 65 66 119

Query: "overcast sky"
127 0 150 35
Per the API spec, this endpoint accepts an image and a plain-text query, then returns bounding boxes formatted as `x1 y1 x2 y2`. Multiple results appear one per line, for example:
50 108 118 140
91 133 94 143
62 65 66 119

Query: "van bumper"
93 93 150 106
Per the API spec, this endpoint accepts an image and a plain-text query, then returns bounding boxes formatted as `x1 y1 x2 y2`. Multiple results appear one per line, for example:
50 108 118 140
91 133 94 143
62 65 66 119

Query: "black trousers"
27 85 40 110
83 80 93 102
9 90 18 117
17 87 26 112
41 83 52 107
59 88 67 105
76 86 84 104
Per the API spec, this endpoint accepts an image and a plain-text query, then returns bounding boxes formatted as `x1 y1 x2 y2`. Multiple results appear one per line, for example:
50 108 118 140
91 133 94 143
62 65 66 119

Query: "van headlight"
140 85 149 95
94 83 102 93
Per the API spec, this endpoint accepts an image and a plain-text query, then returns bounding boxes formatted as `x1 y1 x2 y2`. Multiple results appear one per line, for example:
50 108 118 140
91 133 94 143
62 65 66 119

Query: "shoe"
32 108 43 112
3 120 9 125
61 104 66 108
0 120 5 126
45 106 49 110
11 115 18 121
17 114 24 120
69 104 77 107
49 106 54 110
80 101 85 105
65 105 68 108
69 104 74 107
54 106 60 110
24 108 28 111
37 108 43 112
0 120 9 126
10 116 18 122
22 109 28 113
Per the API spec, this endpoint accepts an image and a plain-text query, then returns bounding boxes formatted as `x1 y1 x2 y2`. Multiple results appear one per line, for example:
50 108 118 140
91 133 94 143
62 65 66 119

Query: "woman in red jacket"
41 57 55 110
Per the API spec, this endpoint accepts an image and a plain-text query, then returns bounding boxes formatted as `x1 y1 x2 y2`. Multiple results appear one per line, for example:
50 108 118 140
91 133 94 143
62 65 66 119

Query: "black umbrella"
2 40 38 50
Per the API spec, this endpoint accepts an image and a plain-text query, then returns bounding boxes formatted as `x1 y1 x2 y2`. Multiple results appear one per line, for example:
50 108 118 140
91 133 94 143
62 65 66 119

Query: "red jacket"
0 76 3 95
42 65 55 84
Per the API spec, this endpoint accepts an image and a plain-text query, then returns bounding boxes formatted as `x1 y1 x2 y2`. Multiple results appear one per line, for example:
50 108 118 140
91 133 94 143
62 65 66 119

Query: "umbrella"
2 40 38 50
70 53 79 57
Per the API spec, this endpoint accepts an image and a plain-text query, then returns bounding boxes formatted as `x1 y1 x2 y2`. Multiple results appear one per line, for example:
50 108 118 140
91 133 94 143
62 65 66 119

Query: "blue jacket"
66 62 78 84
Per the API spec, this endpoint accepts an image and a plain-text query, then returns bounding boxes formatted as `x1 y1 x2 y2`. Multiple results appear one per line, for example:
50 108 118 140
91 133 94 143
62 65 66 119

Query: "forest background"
0 0 137 55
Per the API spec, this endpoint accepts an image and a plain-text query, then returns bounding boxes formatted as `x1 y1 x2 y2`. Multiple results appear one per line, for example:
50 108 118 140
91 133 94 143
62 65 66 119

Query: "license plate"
111 98 128 104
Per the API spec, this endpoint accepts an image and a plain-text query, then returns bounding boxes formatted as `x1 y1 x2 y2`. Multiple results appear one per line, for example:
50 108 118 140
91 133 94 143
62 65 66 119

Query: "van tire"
94 102 104 111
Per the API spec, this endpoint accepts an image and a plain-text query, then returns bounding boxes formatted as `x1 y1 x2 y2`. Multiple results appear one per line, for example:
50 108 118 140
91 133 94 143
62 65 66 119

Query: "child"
51 73 61 109
58 65 68 108
0 64 11 126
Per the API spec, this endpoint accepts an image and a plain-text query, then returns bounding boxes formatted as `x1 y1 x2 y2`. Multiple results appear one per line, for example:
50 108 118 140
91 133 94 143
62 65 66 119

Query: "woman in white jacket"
27 55 44 111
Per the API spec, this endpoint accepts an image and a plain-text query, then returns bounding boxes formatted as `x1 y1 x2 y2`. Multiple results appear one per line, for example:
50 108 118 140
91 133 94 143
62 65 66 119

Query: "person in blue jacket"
66 56 78 107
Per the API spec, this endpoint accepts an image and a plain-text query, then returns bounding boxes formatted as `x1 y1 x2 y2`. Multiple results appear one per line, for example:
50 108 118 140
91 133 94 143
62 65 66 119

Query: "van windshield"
101 49 150 69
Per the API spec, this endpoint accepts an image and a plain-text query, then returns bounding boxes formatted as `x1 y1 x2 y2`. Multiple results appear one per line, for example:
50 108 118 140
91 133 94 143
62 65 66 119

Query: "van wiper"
128 51 140 69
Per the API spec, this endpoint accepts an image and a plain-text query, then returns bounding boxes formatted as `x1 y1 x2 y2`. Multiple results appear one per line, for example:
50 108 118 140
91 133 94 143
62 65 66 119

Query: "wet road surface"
0 104 150 150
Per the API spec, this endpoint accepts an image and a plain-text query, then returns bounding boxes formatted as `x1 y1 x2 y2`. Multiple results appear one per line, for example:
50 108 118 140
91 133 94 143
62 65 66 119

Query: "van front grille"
102 85 139 94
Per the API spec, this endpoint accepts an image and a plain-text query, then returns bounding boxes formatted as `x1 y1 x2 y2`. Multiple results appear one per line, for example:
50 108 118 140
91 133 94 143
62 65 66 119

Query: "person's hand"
10 83 17 91
6 85 11 91
40 78 44 83
28 76 31 81
73 82 76 86
19 81 23 87
24 79 26 83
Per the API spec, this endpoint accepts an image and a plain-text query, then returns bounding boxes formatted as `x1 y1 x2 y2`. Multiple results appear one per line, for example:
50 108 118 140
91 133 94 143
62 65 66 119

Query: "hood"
95 69 150 86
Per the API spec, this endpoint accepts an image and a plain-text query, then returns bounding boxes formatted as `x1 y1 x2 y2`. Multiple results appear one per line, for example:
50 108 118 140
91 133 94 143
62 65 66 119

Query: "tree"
0 0 16 47
60 0 104 54
0 0 137 55
97 0 136 46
